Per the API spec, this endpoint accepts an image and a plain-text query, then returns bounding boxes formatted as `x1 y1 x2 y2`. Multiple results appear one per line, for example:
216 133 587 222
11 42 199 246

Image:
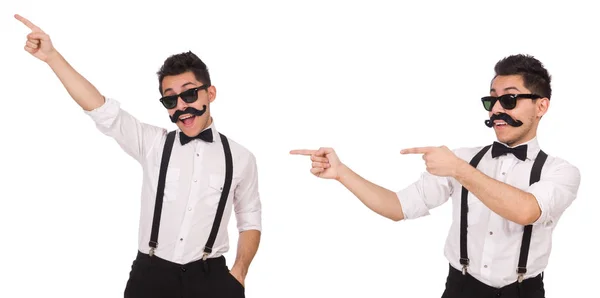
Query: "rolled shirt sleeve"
397 172 454 220
233 152 262 232
528 159 581 226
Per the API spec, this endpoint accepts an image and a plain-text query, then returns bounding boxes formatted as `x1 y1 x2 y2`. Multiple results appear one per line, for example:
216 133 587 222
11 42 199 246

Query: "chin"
497 134 520 146
494 133 512 145
177 123 199 137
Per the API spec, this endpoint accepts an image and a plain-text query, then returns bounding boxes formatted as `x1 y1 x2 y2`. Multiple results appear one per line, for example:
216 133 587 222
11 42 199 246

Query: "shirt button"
180 238 183 241
484 265 488 268
502 172 506 175
188 208 192 211
196 153 199 157
194 179 197 183
489 231 493 235
181 267 187 272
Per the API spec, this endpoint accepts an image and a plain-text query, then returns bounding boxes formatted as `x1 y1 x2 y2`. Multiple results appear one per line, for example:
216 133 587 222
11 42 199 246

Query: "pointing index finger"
400 146 435 154
15 14 42 31
289 149 317 156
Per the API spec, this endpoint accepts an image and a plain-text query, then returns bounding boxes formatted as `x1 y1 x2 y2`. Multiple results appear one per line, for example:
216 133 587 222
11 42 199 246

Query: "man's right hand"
15 14 58 63
15 14 104 111
289 147 344 180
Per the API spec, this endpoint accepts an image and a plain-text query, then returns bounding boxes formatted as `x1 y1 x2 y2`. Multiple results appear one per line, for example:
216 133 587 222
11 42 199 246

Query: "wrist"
335 163 350 182
453 159 471 180
45 50 62 66
231 264 247 278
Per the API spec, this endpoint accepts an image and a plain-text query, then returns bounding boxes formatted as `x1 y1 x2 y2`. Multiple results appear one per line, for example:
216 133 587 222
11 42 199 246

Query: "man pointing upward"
16 14 262 298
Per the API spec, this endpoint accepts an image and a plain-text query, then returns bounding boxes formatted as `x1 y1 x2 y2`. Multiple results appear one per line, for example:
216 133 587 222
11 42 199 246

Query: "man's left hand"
400 145 465 177
229 267 246 288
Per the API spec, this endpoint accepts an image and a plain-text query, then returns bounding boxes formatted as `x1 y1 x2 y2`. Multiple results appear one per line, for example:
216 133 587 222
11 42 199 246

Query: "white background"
1 0 598 297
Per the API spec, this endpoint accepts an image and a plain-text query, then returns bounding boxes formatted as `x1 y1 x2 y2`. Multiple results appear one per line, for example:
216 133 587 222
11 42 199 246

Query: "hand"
289 147 343 179
400 145 465 177
15 14 58 62
229 267 245 288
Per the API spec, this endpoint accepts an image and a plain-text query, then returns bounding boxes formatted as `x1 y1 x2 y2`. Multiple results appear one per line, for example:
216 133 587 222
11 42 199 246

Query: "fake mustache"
485 113 523 128
170 105 207 123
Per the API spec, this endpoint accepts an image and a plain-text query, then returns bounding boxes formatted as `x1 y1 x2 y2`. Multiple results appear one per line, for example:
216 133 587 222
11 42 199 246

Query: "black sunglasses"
159 85 210 109
481 93 542 111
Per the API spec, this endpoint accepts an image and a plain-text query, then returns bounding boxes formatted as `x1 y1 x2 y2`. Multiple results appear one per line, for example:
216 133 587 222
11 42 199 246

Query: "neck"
191 116 212 136
203 116 213 131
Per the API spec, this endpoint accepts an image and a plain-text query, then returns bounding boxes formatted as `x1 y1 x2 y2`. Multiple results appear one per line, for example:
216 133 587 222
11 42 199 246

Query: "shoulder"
218 133 257 166
538 151 581 180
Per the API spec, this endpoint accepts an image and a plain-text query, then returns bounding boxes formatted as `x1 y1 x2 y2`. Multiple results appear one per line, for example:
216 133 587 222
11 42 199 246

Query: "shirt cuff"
236 210 262 232
396 183 431 220
527 183 552 226
84 97 121 129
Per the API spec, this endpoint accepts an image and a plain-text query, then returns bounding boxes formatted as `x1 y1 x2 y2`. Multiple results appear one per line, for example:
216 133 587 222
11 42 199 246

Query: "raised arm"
16 14 164 162
15 14 104 111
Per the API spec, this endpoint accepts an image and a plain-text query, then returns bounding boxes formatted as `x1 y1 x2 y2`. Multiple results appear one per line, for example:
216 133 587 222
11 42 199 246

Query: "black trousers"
441 264 545 298
124 251 245 298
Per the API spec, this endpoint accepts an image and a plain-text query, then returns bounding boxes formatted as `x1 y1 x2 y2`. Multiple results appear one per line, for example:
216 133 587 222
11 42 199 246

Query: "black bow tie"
180 128 213 146
491 141 528 161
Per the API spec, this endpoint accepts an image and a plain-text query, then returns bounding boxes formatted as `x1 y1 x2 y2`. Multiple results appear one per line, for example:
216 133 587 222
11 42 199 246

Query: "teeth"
180 115 194 120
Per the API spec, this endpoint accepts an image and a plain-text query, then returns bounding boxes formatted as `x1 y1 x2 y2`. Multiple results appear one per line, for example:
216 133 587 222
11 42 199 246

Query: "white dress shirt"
396 137 580 288
85 98 262 264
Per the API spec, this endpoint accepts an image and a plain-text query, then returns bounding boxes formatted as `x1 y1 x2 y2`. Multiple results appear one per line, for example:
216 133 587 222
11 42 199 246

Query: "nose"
490 98 505 114
175 96 189 110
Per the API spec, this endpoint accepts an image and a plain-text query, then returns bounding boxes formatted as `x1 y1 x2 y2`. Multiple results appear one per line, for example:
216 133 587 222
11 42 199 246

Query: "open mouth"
179 114 196 127
494 120 508 127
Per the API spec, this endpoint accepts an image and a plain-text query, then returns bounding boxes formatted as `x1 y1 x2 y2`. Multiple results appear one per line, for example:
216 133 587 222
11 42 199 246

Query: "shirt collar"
205 119 218 143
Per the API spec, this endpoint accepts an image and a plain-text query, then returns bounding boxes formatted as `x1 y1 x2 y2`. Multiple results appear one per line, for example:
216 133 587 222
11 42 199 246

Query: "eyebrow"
163 82 197 95
490 86 522 93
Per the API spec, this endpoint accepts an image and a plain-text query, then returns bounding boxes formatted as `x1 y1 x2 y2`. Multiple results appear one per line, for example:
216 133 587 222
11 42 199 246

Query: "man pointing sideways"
291 54 580 298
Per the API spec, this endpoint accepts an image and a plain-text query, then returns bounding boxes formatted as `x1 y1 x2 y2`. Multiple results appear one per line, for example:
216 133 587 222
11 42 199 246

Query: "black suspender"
203 133 234 260
148 130 177 256
459 145 547 283
459 145 491 274
148 131 234 262
516 150 548 282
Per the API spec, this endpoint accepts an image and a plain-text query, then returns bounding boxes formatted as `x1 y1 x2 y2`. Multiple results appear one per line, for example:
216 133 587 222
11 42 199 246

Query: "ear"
208 85 217 103
537 97 549 118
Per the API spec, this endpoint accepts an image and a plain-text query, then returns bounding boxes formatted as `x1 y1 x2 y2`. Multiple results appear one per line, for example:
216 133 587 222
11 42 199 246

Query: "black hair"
157 51 211 93
493 54 552 99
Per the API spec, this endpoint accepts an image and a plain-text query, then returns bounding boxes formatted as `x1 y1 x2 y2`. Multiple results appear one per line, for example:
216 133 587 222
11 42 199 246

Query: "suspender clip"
517 266 527 283
459 258 469 275
201 252 210 273
149 247 155 257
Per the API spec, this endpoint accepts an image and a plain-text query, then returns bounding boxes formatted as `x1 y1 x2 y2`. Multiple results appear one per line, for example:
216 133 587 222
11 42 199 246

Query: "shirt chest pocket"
151 166 181 202
203 173 231 207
